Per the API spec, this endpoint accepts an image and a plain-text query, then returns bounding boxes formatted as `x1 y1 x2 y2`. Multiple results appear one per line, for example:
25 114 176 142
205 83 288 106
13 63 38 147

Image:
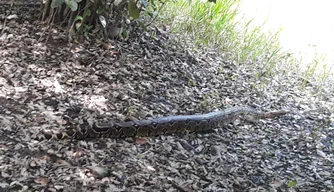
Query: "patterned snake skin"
38 107 289 140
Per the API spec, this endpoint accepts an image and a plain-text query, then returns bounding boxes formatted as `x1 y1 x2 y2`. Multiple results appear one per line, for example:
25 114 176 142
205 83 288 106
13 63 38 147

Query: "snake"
37 107 289 140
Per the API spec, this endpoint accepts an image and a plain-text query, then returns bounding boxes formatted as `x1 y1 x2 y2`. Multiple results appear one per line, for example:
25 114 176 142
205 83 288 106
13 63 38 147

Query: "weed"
158 0 281 65
155 0 333 91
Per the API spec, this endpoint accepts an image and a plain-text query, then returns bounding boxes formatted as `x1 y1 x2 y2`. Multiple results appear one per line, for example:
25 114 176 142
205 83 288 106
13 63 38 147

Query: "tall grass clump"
157 0 282 66
150 0 334 95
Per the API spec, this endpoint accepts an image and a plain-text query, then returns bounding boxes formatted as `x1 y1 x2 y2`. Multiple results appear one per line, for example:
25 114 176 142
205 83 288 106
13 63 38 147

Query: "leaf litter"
0 3 333 192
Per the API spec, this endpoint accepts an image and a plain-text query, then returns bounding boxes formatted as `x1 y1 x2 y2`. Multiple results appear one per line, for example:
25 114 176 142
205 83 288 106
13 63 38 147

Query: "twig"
144 0 168 28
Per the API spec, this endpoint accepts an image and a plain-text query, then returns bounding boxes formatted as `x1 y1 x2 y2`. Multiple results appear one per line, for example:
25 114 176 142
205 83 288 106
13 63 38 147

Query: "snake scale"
38 107 289 140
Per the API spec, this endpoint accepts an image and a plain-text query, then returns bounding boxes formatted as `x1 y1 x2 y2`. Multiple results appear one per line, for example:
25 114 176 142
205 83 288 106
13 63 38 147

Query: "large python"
38 107 289 140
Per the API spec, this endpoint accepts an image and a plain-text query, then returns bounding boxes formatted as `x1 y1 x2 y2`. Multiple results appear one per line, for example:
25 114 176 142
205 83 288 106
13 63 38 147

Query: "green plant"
158 0 281 64
155 0 333 92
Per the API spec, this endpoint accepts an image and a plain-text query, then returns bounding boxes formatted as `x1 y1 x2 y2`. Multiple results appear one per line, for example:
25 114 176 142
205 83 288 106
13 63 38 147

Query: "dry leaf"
136 137 149 144
35 177 49 184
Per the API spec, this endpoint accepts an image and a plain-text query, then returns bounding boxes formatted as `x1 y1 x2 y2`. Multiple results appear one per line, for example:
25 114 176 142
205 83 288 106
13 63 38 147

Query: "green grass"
150 0 333 90
302 52 334 89
156 0 282 65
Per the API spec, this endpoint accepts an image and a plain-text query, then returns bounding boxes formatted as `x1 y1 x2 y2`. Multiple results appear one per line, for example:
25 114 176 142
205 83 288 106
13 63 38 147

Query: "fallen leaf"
35 177 49 184
136 137 149 145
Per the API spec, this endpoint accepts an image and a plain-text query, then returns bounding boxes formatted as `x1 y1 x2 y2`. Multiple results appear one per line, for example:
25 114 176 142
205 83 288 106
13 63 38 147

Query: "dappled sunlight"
238 0 334 75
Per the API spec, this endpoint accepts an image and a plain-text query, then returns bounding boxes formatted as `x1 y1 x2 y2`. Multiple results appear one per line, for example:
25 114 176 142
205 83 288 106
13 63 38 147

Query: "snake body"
39 107 289 140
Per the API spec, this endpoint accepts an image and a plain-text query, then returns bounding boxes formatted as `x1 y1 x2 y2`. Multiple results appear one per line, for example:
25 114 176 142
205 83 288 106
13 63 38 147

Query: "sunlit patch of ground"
238 0 334 74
